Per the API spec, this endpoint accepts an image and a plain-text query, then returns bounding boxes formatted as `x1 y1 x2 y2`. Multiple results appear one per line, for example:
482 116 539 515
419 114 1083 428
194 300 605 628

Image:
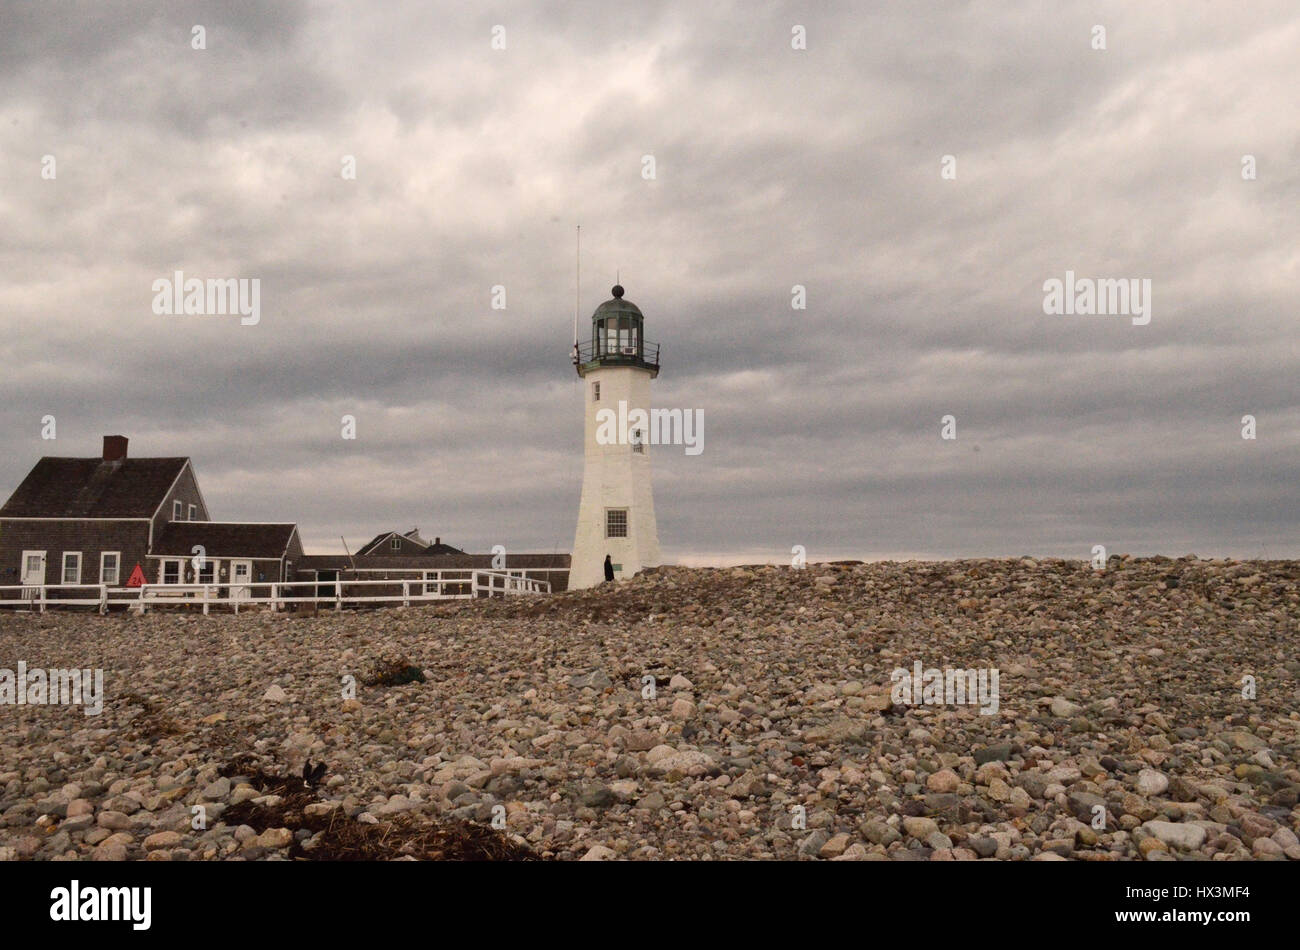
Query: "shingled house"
0 436 301 600
1 435 567 605
295 552 570 595
355 529 467 557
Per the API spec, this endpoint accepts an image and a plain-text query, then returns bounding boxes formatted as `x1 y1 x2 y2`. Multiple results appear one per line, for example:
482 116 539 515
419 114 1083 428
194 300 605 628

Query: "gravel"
1 555 1297 860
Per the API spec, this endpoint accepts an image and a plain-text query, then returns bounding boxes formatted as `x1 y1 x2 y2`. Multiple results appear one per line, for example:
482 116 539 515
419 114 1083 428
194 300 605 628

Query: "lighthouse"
569 284 662 588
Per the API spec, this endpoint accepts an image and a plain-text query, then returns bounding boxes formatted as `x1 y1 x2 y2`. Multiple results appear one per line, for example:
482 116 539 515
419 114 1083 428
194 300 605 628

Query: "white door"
20 551 45 600
231 560 253 600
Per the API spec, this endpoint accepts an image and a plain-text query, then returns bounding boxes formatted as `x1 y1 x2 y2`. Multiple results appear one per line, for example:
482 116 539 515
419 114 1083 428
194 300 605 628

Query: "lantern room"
574 285 660 378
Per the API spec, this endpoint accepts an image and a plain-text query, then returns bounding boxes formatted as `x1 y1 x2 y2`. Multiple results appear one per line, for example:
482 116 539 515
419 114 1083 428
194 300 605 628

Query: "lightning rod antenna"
574 225 580 347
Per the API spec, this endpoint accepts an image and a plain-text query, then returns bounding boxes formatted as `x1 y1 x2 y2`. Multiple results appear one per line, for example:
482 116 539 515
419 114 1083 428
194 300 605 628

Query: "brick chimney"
102 435 128 461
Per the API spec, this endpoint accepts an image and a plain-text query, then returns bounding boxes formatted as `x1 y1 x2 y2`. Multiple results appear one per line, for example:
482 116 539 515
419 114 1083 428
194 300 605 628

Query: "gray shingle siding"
0 519 150 591
150 462 209 538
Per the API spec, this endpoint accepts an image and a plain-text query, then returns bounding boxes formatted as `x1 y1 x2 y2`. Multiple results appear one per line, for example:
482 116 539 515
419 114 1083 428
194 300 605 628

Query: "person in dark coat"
604 555 615 583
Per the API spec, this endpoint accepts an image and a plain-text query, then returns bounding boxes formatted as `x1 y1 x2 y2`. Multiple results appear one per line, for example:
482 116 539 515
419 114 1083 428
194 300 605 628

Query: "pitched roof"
0 457 189 518
355 531 464 556
355 532 394 555
298 553 570 571
152 522 298 560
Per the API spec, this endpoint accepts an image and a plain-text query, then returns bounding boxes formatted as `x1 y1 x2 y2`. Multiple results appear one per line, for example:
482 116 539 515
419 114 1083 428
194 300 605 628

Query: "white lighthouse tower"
569 284 661 588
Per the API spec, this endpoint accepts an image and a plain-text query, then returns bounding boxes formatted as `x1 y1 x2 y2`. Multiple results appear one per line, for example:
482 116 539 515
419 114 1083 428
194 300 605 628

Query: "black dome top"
592 285 642 320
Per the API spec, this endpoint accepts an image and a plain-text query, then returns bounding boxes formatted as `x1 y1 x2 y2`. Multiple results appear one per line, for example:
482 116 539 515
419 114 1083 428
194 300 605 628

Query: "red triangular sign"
126 564 146 588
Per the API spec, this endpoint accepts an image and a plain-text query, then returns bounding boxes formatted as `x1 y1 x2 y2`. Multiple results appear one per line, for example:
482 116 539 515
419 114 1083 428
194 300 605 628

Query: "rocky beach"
1 556 1296 862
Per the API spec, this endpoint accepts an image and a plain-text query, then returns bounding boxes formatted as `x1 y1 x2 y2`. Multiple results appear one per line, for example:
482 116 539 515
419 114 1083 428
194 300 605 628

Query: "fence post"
203 585 210 616
336 583 342 612
99 585 108 615
402 581 409 608
39 585 46 613
138 585 146 615
271 583 278 612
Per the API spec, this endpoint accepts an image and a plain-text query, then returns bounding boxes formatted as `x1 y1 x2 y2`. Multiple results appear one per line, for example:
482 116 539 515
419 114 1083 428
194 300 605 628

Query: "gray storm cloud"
0 0 1295 560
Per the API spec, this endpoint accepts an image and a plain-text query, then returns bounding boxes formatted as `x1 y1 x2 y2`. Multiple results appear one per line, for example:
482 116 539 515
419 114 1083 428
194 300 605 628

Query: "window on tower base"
605 509 628 538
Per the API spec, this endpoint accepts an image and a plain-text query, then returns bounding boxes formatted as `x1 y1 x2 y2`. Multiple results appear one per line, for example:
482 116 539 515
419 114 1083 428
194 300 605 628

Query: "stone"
624 730 659 752
819 833 851 858
974 743 1013 765
255 828 293 849
92 833 133 862
926 769 960 793
1252 837 1283 857
1224 731 1266 753
798 830 830 856
201 777 231 801
568 670 612 690
580 784 616 808
143 831 184 851
987 778 1013 802
902 817 938 840
1136 769 1169 796
1067 791 1107 823
1044 765 1081 786
1142 820 1206 851
1050 697 1083 718
802 718 867 745
925 830 954 850
645 750 715 777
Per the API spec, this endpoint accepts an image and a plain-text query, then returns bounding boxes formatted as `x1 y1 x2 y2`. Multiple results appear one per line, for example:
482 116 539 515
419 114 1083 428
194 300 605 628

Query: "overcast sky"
1 1 1296 562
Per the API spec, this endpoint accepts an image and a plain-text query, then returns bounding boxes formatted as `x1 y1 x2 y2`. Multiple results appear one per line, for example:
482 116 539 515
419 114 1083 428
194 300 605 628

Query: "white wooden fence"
0 570 549 615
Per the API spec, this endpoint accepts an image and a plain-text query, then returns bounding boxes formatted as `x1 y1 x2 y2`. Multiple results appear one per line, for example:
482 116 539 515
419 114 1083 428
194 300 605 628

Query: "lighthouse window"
605 509 628 538
593 381 600 401
632 430 644 453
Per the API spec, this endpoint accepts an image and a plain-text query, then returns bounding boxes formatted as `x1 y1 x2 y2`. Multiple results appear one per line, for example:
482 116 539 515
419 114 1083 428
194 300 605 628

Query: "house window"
162 560 181 584
188 504 197 520
198 560 216 585
173 500 183 520
62 552 82 584
390 537 401 551
100 552 120 586
605 509 628 538
592 381 600 401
